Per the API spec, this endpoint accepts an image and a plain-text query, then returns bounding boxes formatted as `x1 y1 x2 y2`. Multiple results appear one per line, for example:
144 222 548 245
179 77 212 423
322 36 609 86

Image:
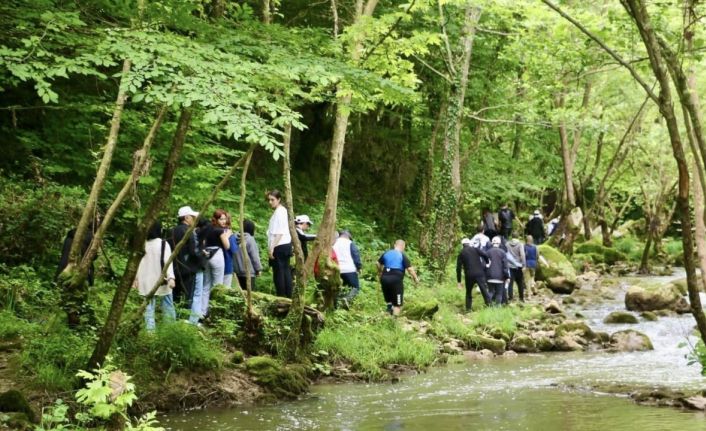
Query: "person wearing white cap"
168 206 200 307
525 209 545 245
295 215 317 260
456 237 491 312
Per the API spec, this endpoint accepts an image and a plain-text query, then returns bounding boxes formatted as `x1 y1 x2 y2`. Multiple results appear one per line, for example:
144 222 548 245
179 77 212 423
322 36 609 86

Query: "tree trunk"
238 144 259 342
693 158 706 290
60 59 132 327
622 0 706 344
306 0 378 309
87 109 191 369
639 218 654 274
599 218 612 247
428 3 481 275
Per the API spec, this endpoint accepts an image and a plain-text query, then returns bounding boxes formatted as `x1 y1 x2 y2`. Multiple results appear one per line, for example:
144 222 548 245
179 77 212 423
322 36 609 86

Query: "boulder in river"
509 334 537 353
544 300 565 315
244 356 309 398
609 329 654 352
624 282 690 313
555 320 596 341
463 349 495 361
603 311 639 324
536 245 577 294
640 311 659 321
555 334 585 351
462 334 506 354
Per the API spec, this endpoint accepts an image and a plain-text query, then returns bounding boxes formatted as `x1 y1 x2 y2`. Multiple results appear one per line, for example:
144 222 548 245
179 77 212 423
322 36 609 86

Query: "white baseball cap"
461 238 471 246
295 214 312 225
177 206 199 218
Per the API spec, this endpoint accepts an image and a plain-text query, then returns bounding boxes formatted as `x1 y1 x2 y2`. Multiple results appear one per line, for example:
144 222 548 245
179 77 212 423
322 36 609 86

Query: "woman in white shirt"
266 190 293 297
135 221 176 331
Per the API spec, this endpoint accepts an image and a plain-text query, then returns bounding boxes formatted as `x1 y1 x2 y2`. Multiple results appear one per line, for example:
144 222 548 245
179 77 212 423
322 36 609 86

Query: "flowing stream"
163 271 706 430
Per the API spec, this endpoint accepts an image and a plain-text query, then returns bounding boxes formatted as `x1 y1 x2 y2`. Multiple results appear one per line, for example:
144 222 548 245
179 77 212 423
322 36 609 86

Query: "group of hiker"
59 195 549 329
126 189 420 329
456 204 549 312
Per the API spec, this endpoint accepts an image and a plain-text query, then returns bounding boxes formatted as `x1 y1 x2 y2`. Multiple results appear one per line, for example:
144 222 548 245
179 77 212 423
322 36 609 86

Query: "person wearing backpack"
168 206 201 306
498 203 515 239
134 221 176 331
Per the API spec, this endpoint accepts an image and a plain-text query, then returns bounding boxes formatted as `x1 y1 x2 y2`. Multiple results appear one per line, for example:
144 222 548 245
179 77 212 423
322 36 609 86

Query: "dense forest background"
2 0 706 426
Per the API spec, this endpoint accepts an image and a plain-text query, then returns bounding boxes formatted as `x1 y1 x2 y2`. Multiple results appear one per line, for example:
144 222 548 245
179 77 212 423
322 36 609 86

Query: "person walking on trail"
168 206 201 315
486 236 510 305
498 203 515 239
482 209 497 238
266 190 293 298
295 215 317 260
525 210 545 245
134 221 176 331
471 226 491 250
507 234 527 302
222 212 239 289
523 235 547 297
377 240 419 316
199 209 232 317
234 219 262 292
333 229 363 308
456 238 491 312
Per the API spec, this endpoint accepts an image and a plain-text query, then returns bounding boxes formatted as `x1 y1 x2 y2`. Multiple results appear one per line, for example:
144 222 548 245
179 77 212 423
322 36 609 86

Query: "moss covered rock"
537 245 577 294
509 334 537 353
670 275 704 295
244 356 309 399
463 334 506 354
640 311 659 321
625 282 689 313
403 299 440 320
555 320 596 341
603 311 639 324
609 330 654 352
0 390 35 423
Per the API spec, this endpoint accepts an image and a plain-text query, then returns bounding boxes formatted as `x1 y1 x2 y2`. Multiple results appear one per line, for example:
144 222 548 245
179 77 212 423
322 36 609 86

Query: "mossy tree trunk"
306 0 379 311
87 108 191 369
620 0 706 344
428 3 481 276
60 59 131 327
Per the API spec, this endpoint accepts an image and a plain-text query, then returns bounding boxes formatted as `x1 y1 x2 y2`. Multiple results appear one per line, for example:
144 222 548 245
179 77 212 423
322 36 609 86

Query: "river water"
163 272 706 430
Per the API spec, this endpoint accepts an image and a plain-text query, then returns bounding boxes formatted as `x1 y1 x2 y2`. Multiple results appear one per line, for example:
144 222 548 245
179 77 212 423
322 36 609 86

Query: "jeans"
223 273 233 289
340 272 360 301
464 275 491 311
145 293 176 331
509 268 525 301
270 243 293 298
488 281 505 305
202 248 224 317
189 271 204 324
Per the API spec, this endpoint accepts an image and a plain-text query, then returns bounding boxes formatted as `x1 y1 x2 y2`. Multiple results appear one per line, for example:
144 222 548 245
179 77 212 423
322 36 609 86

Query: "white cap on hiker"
178 206 199 218
295 215 312 225
461 238 471 246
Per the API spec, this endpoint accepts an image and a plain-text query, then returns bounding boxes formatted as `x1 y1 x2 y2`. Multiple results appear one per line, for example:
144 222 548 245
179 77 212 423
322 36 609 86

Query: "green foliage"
314 316 438 379
35 361 164 431
134 323 222 373
683 339 706 377
21 322 94 391
0 310 36 341
0 178 86 266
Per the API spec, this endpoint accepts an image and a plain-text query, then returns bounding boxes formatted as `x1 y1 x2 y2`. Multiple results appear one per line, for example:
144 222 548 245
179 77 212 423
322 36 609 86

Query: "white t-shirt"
267 205 292 249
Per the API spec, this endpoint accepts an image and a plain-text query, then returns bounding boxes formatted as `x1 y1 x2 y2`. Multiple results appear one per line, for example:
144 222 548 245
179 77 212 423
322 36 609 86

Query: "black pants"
464 274 491 310
174 268 195 306
501 226 512 239
270 243 293 298
381 271 404 306
509 268 525 301
237 275 256 291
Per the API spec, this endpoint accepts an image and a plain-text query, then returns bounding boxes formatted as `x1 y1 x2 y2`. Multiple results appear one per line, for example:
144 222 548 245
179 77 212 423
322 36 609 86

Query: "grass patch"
0 310 36 341
314 316 438 379
468 305 543 337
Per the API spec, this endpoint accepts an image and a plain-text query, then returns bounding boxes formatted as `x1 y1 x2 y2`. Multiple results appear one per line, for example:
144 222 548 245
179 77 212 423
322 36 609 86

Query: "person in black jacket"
456 238 491 312
294 215 316 260
525 210 545 245
486 236 511 305
498 204 515 239
168 206 201 305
